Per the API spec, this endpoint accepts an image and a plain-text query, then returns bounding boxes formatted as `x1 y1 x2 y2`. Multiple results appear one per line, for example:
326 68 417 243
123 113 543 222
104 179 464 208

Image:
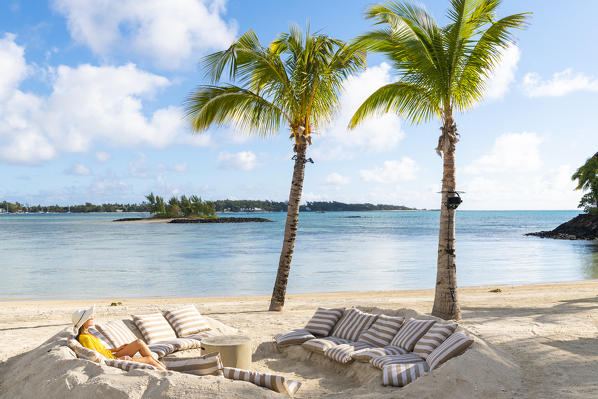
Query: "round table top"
202 334 251 346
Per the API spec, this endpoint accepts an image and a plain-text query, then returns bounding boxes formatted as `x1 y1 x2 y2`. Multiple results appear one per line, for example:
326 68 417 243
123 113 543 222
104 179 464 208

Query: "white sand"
1 281 597 398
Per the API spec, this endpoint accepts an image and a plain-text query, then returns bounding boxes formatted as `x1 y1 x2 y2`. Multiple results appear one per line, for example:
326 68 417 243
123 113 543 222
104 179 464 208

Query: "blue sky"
0 0 595 210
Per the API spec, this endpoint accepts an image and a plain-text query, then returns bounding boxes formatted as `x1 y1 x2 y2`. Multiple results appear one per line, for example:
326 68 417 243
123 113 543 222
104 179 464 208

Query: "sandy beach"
1 281 597 398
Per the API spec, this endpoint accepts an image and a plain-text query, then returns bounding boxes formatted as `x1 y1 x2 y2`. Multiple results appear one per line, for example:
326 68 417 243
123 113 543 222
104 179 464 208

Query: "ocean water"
0 210 595 300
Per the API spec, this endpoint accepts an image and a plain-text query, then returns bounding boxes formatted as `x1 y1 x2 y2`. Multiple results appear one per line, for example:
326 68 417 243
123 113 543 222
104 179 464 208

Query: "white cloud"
325 172 350 185
66 163 91 176
52 0 237 69
464 132 542 175
173 163 188 172
218 151 258 171
312 63 405 160
522 68 598 97
360 157 419 183
484 44 520 101
95 151 111 162
0 35 211 165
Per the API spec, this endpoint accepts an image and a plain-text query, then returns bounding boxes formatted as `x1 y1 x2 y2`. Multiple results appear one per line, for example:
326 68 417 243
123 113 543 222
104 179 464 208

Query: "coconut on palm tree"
185 26 366 311
350 0 529 320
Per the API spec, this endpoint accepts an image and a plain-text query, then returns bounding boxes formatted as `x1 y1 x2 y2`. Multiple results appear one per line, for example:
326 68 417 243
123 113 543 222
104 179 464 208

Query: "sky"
0 0 595 210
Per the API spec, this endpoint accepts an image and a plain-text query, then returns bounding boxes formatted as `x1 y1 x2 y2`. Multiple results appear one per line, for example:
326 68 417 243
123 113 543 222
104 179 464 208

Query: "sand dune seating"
275 307 474 388
66 304 302 396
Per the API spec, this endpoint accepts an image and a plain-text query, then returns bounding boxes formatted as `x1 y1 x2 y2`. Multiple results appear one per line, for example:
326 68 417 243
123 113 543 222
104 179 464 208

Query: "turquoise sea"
0 210 595 300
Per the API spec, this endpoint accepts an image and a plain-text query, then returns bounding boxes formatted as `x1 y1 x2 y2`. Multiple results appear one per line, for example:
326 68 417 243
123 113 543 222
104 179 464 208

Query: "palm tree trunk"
431 116 462 320
269 144 307 311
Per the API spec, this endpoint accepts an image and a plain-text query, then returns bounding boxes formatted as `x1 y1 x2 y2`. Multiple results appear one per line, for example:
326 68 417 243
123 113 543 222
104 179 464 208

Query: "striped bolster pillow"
163 352 223 376
147 342 177 358
301 337 350 354
67 336 105 363
389 318 436 352
223 367 302 397
358 315 404 347
351 345 408 362
163 305 211 337
104 358 158 371
331 308 378 342
132 313 177 344
304 308 344 336
370 353 426 370
413 323 457 359
324 342 372 364
382 362 429 387
96 320 138 348
426 332 474 370
274 329 316 346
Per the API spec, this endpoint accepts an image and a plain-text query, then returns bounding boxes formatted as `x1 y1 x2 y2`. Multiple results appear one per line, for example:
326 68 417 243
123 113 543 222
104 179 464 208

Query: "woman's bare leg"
115 339 152 357
132 355 167 370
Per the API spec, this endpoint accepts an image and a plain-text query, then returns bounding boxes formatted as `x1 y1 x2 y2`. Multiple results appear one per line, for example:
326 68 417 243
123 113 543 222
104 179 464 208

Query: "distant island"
0 199 416 214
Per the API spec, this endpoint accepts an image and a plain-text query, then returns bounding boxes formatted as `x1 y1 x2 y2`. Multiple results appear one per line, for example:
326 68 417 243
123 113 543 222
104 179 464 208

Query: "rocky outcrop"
526 214 598 240
169 217 272 224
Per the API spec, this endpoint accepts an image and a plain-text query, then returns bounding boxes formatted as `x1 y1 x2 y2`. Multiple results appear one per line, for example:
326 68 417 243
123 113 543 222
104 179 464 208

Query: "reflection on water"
0 210 593 300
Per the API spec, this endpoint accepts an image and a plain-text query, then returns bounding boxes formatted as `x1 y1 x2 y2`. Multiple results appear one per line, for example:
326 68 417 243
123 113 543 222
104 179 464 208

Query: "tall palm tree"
572 152 598 214
350 0 529 320
185 26 366 311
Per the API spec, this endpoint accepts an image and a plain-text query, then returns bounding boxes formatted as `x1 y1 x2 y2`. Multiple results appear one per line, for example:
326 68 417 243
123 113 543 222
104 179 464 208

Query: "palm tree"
572 152 598 214
350 0 529 320
185 26 366 311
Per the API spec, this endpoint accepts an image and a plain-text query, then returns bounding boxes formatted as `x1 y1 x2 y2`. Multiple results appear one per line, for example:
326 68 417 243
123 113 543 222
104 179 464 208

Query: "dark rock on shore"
113 217 146 222
169 217 272 224
525 214 598 240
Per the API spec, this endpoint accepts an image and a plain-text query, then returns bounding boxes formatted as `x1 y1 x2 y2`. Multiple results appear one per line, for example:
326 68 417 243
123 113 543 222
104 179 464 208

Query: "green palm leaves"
572 153 598 214
185 26 366 139
349 0 530 127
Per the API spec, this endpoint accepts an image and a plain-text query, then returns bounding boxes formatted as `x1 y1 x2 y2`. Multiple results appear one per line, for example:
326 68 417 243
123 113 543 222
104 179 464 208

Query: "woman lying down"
72 306 166 370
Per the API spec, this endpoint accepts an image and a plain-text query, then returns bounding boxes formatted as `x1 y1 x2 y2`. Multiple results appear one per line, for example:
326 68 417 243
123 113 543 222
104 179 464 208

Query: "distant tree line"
145 193 216 218
0 199 414 214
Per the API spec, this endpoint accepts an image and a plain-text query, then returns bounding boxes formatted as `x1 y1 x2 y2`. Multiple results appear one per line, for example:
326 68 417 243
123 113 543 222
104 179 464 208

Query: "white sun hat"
72 305 95 333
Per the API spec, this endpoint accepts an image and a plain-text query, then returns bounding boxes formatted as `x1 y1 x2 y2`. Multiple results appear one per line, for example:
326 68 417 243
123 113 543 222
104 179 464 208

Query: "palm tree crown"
186 25 366 145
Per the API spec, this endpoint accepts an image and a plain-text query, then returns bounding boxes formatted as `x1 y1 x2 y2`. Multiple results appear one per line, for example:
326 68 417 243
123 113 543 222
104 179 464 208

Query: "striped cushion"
351 345 408 362
382 362 429 387
324 342 373 364
301 337 350 354
413 323 457 359
104 358 158 371
185 330 217 342
223 367 302 397
330 308 378 341
67 336 105 363
426 332 474 370
132 313 177 344
96 320 138 348
147 342 177 358
304 308 344 336
163 352 223 376
358 315 404 347
389 319 436 351
88 327 112 349
275 329 316 346
163 305 211 337
370 353 426 370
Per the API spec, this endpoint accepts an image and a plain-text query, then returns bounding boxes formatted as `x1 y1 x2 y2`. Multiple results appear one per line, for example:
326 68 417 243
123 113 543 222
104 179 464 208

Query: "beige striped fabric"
96 320 138 348
426 332 473 370
357 315 404 347
88 327 112 349
330 308 378 341
324 342 373 364
104 358 158 371
67 336 105 363
146 342 177 358
382 362 429 387
413 323 457 359
163 352 223 376
389 318 436 351
163 305 211 337
132 313 177 344
351 345 408 362
223 367 302 397
370 353 426 369
301 337 350 354
275 329 316 346
304 308 344 336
